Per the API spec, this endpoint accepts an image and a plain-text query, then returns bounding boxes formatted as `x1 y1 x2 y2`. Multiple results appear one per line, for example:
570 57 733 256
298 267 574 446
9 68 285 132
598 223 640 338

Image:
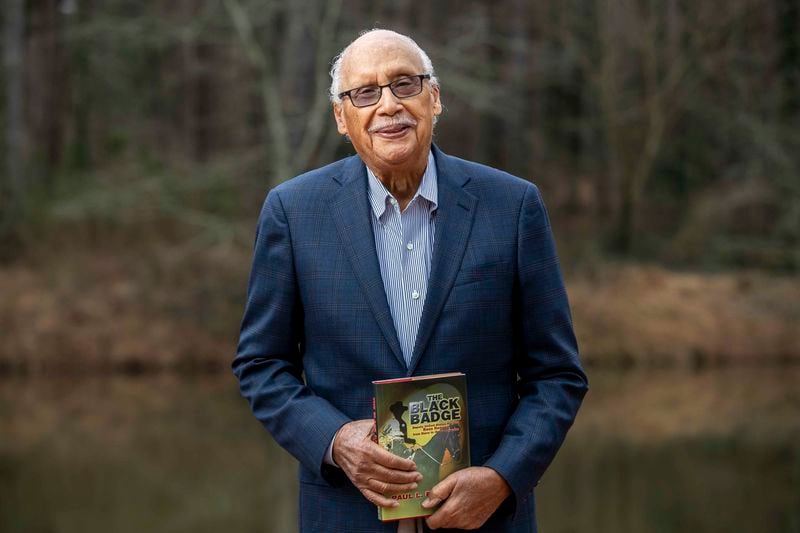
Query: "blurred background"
1 0 798 532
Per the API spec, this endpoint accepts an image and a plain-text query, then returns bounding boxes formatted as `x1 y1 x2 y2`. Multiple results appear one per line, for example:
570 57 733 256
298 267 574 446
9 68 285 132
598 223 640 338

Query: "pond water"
1 368 798 532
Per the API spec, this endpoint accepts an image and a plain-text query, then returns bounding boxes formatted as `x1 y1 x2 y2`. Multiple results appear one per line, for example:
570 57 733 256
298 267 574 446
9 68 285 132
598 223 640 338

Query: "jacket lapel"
330 156 406 369
408 147 478 375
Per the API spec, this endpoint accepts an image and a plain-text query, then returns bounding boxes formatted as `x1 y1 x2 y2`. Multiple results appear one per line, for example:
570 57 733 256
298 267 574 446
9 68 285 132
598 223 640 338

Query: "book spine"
371 395 378 444
373 387 383 521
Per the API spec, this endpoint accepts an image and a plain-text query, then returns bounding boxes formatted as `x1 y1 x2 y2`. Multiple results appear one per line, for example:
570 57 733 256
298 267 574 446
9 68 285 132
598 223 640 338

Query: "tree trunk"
3 0 26 207
777 0 799 117
27 0 67 178
613 177 635 253
69 0 93 170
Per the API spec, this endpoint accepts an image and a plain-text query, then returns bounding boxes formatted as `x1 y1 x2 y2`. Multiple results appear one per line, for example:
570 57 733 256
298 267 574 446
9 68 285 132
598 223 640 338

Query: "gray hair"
329 29 439 104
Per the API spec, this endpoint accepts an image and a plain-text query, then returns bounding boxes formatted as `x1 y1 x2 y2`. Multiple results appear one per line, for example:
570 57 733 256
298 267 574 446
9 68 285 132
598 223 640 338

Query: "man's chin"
369 140 418 163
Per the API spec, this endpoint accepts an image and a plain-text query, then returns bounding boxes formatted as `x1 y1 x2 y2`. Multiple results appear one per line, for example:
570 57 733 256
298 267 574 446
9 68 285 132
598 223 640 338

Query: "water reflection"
539 368 800 533
1 369 798 533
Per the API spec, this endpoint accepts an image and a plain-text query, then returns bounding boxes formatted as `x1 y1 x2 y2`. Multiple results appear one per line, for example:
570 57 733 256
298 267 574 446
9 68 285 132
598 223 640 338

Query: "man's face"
333 35 442 175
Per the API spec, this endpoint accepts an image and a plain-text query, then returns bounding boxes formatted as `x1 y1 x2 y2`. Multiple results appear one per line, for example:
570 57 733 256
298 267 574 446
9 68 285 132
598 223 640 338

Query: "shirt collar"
366 151 438 223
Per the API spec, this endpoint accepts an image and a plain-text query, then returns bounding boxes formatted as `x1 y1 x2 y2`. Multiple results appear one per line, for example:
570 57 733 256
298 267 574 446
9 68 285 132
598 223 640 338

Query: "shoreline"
1 253 797 375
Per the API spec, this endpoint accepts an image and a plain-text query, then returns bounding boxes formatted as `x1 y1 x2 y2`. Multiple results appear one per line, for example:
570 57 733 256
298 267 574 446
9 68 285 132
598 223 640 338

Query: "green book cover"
372 372 470 522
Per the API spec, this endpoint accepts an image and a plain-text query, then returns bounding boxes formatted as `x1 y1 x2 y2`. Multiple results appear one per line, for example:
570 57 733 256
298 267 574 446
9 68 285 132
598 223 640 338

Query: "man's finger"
365 477 419 495
361 487 399 508
370 462 423 484
425 497 459 530
421 473 457 508
369 444 417 471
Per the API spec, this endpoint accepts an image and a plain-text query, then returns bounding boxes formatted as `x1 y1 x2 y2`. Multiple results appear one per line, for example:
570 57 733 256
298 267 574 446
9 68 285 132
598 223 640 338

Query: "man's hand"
332 419 422 508
422 466 511 530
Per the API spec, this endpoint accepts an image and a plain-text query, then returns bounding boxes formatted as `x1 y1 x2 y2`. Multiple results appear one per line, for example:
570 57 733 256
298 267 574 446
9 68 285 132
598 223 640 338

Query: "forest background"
2 0 797 371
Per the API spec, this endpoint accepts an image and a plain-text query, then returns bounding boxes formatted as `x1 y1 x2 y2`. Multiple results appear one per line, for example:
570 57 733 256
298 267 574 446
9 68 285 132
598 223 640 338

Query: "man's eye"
354 87 379 98
393 79 413 88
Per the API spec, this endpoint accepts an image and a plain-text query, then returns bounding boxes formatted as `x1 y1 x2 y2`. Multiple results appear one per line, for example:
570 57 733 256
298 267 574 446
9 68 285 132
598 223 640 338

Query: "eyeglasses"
338 74 431 108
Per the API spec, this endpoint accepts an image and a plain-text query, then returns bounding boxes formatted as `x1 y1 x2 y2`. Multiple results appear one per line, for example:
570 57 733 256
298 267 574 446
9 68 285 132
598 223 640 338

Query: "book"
372 372 470 522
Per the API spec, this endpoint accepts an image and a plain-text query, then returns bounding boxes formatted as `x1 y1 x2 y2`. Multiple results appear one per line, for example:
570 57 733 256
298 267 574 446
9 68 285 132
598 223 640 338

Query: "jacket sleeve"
233 189 351 483
483 182 589 511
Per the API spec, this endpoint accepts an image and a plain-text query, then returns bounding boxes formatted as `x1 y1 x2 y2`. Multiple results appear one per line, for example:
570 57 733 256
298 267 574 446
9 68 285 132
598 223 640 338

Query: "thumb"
421 474 457 508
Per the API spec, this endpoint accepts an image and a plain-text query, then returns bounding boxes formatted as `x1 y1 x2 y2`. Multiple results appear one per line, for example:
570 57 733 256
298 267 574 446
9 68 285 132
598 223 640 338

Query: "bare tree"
549 0 703 252
27 0 69 177
223 0 343 181
2 0 27 235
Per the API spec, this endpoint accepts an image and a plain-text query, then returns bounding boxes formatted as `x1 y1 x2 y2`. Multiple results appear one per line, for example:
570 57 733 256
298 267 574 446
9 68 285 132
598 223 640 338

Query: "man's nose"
376 85 402 114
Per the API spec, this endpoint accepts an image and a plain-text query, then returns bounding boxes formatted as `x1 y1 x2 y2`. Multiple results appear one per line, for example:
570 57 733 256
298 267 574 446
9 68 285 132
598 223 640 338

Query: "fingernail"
415 473 423 481
411 483 418 489
422 498 440 508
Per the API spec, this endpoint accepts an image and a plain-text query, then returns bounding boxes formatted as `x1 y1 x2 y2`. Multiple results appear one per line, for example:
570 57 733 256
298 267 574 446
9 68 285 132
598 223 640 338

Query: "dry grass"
0 243 248 374
1 249 798 373
570 263 800 367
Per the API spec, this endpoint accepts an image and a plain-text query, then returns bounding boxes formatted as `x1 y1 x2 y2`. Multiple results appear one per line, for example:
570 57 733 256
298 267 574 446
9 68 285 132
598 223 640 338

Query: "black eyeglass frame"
338 74 432 108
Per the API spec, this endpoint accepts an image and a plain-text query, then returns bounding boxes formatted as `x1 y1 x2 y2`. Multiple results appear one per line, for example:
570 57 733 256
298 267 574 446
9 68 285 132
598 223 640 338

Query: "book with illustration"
372 372 470 521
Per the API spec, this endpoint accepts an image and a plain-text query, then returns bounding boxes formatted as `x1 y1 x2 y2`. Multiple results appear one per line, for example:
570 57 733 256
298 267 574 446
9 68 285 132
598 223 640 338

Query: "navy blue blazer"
234 145 588 532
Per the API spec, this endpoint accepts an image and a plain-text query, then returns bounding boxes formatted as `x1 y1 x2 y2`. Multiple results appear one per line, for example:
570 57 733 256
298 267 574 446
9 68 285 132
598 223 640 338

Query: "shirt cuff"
324 429 340 468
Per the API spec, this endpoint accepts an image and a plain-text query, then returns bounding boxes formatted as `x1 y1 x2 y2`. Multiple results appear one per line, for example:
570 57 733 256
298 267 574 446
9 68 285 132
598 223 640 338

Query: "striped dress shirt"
366 151 438 367
370 151 438 533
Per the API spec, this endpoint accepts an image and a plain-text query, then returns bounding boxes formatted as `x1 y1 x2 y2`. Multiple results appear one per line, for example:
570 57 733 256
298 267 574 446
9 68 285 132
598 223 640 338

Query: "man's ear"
333 103 348 135
431 86 442 117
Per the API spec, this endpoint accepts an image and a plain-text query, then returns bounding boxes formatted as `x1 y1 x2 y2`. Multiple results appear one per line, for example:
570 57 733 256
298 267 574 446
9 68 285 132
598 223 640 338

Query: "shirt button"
390 198 398 206
406 242 414 250
411 290 420 300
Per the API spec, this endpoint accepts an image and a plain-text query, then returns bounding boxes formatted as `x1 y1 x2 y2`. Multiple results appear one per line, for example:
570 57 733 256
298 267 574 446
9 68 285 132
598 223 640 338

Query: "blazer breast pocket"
453 260 510 288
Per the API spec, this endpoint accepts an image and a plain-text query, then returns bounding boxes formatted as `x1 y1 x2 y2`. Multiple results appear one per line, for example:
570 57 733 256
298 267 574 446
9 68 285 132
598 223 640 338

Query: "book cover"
372 372 470 522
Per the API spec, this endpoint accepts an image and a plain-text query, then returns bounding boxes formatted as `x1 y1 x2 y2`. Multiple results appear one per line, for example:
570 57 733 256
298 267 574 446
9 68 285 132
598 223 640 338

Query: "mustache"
368 117 417 133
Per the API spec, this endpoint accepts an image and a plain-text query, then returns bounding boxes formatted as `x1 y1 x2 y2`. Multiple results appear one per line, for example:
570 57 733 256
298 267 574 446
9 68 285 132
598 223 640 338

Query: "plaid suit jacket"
234 145 588 532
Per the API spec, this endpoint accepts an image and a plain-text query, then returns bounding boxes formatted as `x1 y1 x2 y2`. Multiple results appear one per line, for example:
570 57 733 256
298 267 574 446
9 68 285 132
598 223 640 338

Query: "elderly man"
234 29 587 532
